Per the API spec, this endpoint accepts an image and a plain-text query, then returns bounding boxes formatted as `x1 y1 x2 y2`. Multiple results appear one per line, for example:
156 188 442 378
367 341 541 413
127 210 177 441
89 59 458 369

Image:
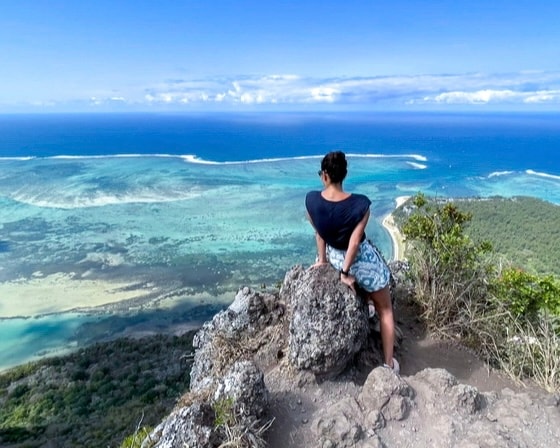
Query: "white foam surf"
526 169 560 181
1 152 429 165
181 153 429 165
11 190 201 209
488 171 515 178
406 161 428 169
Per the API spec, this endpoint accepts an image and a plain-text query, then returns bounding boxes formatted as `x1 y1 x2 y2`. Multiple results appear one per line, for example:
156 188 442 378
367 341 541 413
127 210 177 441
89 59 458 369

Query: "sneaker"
383 358 400 375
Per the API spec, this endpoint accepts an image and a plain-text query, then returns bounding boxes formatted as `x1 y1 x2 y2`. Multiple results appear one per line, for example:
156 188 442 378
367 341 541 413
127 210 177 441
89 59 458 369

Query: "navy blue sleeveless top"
305 191 371 250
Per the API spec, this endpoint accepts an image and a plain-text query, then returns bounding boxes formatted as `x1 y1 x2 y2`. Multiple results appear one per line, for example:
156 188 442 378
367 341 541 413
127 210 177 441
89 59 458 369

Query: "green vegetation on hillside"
0 332 195 448
456 196 560 277
399 194 560 392
394 196 560 277
400 193 494 338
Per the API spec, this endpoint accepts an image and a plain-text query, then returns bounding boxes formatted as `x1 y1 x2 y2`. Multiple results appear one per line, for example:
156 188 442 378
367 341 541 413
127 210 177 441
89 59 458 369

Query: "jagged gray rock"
310 367 413 447
146 360 268 448
285 264 369 378
146 263 560 448
145 284 284 448
190 286 284 391
358 366 414 423
143 402 219 448
410 368 484 415
213 360 269 425
312 397 365 448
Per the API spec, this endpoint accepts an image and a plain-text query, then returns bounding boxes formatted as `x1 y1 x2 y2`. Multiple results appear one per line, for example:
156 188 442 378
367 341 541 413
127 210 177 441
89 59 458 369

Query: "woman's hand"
340 273 356 293
310 261 329 269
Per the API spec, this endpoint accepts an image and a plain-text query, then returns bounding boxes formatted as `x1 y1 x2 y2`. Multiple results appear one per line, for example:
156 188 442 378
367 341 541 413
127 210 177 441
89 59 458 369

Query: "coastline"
382 196 409 261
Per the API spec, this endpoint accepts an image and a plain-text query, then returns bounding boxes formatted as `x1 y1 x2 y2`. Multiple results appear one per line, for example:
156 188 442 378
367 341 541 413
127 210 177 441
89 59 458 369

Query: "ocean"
1 112 559 371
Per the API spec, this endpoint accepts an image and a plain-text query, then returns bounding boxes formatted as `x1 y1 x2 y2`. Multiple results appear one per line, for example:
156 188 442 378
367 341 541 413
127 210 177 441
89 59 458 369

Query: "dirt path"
264 298 551 448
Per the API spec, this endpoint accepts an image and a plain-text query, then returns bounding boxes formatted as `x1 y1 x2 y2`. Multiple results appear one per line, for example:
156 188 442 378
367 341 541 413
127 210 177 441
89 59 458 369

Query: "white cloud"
425 89 519 104
419 87 560 105
89 95 127 106
524 90 560 103
309 86 339 102
142 71 560 108
9 70 560 111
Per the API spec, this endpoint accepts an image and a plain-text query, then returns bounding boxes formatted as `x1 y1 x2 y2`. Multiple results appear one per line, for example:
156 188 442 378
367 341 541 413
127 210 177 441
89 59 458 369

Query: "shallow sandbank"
0 272 158 318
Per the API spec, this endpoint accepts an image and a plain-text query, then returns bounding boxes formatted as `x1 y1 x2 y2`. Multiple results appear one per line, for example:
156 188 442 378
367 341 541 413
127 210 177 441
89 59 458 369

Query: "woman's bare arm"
307 212 328 267
340 210 370 291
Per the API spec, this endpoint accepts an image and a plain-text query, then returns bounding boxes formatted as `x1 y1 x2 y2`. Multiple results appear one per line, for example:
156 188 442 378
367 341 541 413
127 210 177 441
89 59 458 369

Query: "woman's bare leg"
369 285 395 367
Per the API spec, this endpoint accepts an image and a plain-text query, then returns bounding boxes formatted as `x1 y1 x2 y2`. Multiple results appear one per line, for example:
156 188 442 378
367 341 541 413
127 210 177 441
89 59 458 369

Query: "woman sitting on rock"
305 150 399 374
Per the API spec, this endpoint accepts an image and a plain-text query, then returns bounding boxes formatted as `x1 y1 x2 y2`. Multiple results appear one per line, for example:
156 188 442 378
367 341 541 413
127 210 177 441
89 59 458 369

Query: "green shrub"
118 426 153 448
401 193 493 338
10 384 30 400
0 332 195 447
399 193 560 392
493 268 560 317
213 397 235 427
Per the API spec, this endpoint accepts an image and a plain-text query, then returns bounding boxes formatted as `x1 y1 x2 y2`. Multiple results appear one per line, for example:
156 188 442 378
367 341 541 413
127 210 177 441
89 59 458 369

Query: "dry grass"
405 244 560 393
493 313 560 392
407 245 493 341
211 332 255 377
218 417 275 448
175 387 212 410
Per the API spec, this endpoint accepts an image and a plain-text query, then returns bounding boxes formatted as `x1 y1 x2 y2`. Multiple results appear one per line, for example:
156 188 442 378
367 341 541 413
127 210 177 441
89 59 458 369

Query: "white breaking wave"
182 153 429 165
347 153 428 162
526 169 560 181
183 154 325 165
406 161 428 169
0 156 36 161
488 171 514 178
180 155 222 165
2 152 429 165
10 190 201 209
49 154 181 160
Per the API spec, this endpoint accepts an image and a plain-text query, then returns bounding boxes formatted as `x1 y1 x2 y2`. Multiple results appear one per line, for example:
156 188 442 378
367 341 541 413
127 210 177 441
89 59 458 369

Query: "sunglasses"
317 170 323 176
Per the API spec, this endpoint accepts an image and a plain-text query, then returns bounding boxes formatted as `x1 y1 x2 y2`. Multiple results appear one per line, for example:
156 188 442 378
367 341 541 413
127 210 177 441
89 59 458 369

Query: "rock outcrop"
144 263 560 448
287 264 369 377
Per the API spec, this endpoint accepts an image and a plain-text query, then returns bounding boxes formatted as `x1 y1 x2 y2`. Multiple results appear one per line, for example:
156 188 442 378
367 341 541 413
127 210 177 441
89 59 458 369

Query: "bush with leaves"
493 267 560 318
119 426 153 448
400 193 560 391
489 267 560 391
401 193 494 339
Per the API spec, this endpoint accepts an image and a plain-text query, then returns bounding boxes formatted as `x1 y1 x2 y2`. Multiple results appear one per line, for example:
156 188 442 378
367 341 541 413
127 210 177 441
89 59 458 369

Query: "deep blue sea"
1 112 559 371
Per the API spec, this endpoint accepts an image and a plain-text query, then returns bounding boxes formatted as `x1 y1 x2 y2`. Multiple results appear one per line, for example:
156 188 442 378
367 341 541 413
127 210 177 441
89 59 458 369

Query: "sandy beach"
382 196 409 261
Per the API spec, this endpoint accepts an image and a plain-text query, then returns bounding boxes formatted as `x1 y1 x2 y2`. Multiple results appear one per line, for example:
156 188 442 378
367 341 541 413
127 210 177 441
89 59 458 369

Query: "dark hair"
321 151 347 183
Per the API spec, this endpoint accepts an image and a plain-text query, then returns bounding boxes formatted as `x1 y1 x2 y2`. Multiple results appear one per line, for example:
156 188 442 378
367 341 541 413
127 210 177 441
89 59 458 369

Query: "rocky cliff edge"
142 263 560 448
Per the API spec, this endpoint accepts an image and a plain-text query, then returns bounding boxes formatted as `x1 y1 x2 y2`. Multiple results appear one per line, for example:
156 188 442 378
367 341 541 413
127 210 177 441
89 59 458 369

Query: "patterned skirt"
327 239 391 293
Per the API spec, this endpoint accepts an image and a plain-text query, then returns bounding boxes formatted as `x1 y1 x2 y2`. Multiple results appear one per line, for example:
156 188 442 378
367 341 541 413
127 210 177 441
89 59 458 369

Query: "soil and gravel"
264 299 560 448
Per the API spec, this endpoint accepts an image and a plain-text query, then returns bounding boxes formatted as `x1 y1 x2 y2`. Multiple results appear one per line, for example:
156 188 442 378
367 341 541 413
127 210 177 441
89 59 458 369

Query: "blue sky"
1 0 560 112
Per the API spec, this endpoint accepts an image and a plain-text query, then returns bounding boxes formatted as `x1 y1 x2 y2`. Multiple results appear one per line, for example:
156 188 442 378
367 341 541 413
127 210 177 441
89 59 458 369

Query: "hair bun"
321 151 348 183
333 151 346 161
